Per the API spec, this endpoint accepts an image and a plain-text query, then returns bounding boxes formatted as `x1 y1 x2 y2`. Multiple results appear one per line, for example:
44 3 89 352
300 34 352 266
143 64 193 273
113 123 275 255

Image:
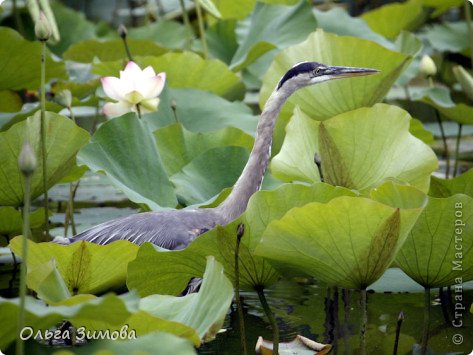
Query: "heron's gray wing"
70 209 222 250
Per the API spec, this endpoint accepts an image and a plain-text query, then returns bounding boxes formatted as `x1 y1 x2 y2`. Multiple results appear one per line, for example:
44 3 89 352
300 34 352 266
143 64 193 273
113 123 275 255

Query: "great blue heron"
56 62 378 249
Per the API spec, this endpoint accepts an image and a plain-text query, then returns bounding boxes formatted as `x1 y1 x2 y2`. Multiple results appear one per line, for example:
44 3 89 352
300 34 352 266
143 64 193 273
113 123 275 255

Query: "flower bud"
18 142 37 177
118 24 128 39
453 65 473 102
35 11 51 42
55 89 72 108
419 55 437 76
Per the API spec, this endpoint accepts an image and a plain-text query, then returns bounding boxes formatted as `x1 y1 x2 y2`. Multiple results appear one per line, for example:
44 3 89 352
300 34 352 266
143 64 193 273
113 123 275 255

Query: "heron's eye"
313 68 322 76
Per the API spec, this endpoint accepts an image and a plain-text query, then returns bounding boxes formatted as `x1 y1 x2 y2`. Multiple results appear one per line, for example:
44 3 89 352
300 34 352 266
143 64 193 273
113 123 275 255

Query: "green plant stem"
360 288 368 355
421 288 430 355
136 104 142 119
235 224 247 355
453 124 463 177
255 286 278 354
194 0 208 59
393 311 404 355
434 110 450 178
64 107 77 237
465 0 473 68
40 40 49 240
122 36 134 62
178 0 193 49
16 175 31 355
13 0 25 36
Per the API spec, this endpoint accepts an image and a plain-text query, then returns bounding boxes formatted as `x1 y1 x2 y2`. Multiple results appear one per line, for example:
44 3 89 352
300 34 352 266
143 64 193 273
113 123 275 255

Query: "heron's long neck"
217 88 293 221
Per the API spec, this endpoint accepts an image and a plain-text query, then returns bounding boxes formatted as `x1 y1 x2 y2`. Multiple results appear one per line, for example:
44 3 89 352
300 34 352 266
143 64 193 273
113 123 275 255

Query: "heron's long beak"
326 66 380 78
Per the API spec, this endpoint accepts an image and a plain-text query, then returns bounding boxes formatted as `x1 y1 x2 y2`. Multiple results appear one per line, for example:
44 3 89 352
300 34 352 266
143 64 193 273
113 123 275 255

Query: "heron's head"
277 61 379 91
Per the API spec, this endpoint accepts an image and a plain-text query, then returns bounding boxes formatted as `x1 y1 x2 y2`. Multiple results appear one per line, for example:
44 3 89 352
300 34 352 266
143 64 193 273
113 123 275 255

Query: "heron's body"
64 62 378 249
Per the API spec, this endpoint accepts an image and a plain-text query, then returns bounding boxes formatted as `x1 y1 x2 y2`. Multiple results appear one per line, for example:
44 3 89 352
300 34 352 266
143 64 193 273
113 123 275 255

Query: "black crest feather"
277 62 320 90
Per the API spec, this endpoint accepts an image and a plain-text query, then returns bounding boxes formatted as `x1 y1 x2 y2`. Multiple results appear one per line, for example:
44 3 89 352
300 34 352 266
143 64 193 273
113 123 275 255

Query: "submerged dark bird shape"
56 62 378 249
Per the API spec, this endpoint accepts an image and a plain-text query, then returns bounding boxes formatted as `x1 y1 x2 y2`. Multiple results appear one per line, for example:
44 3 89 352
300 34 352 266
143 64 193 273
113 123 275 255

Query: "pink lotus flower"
101 61 166 117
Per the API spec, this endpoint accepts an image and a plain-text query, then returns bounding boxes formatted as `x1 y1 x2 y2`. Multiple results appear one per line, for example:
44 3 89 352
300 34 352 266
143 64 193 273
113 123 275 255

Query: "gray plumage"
59 62 378 249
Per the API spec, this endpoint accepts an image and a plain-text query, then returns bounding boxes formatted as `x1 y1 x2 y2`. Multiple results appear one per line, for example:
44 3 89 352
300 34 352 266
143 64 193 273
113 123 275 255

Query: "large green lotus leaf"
66 332 196 355
0 102 63 132
421 22 469 53
48 2 96 56
139 256 233 342
63 38 167 63
270 107 320 183
313 7 393 49
9 237 139 294
93 53 245 100
429 169 473 198
144 87 258 134
396 194 473 288
128 20 192 49
254 190 425 289
0 207 45 235
272 104 438 192
230 1 317 71
243 182 356 250
361 0 423 40
259 30 410 120
77 113 177 210
171 146 249 205
0 111 90 206
27 258 71 304
154 123 253 176
0 27 67 90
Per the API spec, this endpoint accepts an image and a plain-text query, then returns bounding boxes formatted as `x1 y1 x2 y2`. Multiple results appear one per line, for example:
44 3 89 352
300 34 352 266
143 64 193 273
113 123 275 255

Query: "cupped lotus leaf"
154 123 254 176
65 332 196 355
0 102 63 132
395 194 473 288
429 169 473 198
270 107 320 183
0 111 90 206
145 87 258 134
411 87 455 108
9 237 139 294
27 258 71 304
272 104 438 192
93 53 245 100
244 182 356 250
313 8 393 49
128 20 193 49
421 22 469 53
254 191 425 289
0 27 67 90
77 113 177 210
206 20 239 64
139 256 233 343
63 38 166 63
259 30 411 120
361 0 423 40
230 1 317 71
0 207 46 235
171 146 249 205
370 181 428 210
